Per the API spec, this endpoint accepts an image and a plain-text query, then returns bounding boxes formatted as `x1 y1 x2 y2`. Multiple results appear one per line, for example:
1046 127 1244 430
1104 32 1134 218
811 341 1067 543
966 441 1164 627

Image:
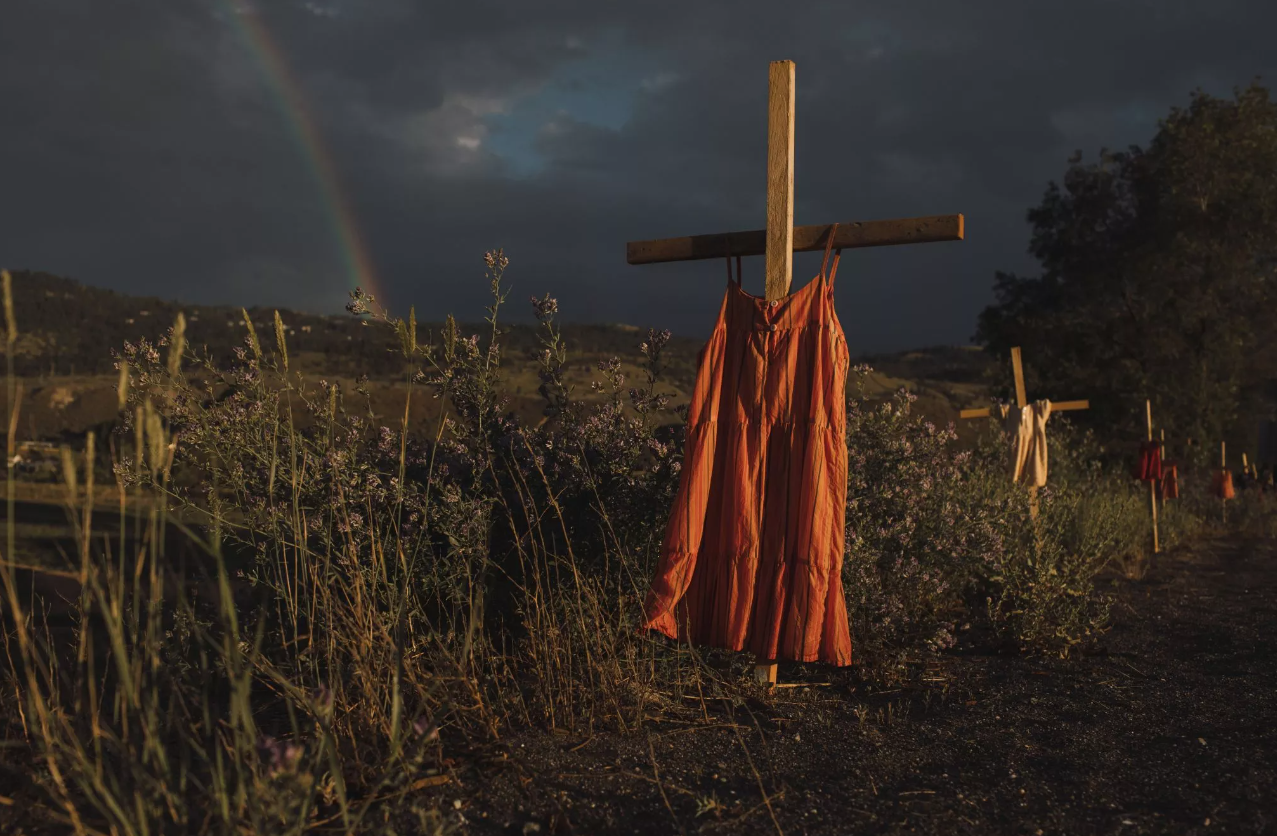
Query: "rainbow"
222 2 386 306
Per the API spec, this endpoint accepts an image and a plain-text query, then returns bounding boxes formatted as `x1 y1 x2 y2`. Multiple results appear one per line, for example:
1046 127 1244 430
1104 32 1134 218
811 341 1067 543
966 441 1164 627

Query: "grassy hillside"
0 270 998 444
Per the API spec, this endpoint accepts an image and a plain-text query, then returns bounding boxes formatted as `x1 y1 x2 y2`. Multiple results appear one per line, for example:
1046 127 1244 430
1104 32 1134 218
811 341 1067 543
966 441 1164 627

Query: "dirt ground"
437 538 1277 835
2 535 1272 834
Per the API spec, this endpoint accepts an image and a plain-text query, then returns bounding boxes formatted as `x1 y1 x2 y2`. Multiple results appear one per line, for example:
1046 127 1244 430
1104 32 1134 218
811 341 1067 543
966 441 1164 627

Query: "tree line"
977 80 1277 463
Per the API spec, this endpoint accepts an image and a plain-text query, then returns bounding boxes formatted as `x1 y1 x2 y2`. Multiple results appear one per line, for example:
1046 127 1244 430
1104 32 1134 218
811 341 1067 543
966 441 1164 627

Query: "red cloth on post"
1211 469 1235 500
1159 462 1179 500
1134 441 1163 482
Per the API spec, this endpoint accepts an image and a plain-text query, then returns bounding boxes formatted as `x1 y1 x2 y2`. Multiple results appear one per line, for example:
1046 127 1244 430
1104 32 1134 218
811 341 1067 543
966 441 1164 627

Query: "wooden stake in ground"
626 60 964 687
959 346 1089 518
1221 441 1229 523
1146 399 1159 555
1160 427 1168 502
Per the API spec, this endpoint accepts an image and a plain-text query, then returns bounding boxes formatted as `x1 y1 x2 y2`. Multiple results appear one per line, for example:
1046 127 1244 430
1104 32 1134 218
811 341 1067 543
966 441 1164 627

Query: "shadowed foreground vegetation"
2 256 1274 835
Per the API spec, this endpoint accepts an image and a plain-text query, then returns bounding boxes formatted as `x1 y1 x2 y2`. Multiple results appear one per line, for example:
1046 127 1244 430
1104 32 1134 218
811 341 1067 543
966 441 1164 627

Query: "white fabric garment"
999 400 1053 487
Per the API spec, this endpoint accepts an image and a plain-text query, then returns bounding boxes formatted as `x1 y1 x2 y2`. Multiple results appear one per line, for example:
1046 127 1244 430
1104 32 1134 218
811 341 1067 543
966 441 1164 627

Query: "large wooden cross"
626 60 964 686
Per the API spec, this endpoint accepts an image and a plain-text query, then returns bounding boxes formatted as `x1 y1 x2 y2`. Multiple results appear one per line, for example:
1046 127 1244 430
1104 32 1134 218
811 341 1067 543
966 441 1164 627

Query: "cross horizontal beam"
626 214 965 266
959 400 1090 420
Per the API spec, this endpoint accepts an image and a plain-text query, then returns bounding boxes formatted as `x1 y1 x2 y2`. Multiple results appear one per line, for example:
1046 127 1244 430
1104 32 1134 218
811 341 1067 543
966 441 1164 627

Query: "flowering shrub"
841 369 997 676
841 377 1169 670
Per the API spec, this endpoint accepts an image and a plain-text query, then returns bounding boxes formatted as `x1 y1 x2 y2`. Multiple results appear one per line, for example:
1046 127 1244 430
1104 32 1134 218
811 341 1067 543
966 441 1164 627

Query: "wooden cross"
959 347 1088 524
1146 399 1159 555
1219 441 1231 521
626 60 964 687
1242 451 1255 481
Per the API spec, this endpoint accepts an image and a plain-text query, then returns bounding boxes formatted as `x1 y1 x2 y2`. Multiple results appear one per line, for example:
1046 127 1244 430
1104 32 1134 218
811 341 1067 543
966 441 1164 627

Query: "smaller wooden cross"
959 347 1089 520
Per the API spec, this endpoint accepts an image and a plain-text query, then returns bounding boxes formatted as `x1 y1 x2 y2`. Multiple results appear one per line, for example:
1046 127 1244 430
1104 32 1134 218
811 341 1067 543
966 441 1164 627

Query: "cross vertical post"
1011 347 1027 410
1146 399 1159 555
1009 347 1041 517
754 60 797 687
765 60 796 302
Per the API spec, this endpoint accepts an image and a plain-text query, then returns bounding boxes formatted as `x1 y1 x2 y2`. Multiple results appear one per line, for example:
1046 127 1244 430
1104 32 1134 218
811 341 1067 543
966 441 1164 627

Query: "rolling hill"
0 270 999 444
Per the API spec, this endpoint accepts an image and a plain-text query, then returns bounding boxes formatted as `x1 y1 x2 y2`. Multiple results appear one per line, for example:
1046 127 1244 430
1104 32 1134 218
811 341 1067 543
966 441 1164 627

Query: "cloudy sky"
3 0 1275 352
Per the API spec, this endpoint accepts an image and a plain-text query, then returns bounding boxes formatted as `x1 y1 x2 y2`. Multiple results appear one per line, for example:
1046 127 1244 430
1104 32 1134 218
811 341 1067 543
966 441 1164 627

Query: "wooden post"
1010 349 1043 522
1011 347 1028 413
1160 427 1167 506
959 346 1088 527
753 60 798 687
626 60 964 689
1160 428 1166 497
764 60 796 302
1221 441 1228 523
1147 399 1159 555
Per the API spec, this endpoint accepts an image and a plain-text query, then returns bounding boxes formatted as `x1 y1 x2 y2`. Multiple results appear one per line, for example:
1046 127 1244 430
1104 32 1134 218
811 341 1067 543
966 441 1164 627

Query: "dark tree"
977 81 1277 459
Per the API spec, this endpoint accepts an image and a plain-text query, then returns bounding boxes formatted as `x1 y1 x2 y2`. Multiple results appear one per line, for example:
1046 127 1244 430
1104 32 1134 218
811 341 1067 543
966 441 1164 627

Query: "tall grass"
2 256 1272 832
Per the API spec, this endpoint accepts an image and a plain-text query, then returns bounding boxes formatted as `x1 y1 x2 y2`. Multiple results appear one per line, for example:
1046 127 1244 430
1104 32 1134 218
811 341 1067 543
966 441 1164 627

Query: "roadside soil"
443 537 1276 835
2 534 1272 834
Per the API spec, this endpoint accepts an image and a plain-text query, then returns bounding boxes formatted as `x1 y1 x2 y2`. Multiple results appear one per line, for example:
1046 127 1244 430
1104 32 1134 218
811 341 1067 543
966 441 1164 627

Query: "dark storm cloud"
3 0 1276 351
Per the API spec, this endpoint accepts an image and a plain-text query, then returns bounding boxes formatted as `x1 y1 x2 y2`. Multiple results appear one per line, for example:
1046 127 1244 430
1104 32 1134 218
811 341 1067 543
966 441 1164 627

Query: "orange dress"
1212 469 1235 500
642 237 853 666
1159 462 1179 500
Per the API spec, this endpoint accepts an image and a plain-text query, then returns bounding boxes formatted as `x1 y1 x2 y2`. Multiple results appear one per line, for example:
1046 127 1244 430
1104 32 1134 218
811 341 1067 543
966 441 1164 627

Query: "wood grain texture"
958 400 1088 420
1011 347 1027 409
765 60 796 301
754 661 778 685
626 215 964 265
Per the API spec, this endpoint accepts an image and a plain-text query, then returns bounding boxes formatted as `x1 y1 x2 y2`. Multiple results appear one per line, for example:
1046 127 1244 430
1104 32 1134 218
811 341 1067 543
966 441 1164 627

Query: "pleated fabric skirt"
642 263 853 666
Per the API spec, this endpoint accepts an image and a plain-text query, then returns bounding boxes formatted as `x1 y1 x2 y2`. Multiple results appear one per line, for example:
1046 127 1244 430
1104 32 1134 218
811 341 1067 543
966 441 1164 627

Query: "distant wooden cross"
958 347 1089 422
959 346 1089 520
1220 441 1231 521
626 60 964 687
1145 399 1159 555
